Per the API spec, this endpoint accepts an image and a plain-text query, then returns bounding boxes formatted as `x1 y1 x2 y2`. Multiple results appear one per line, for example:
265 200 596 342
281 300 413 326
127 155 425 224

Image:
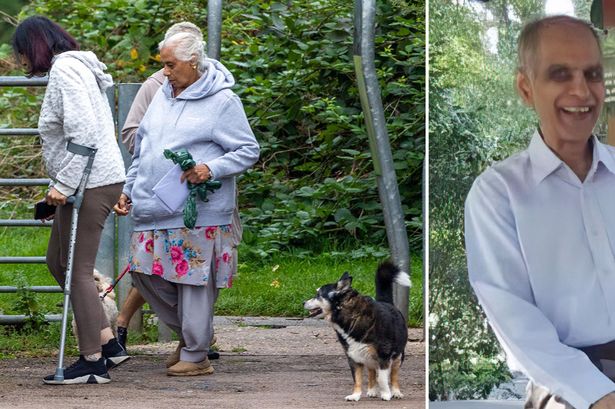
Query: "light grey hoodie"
38 51 125 196
123 58 260 231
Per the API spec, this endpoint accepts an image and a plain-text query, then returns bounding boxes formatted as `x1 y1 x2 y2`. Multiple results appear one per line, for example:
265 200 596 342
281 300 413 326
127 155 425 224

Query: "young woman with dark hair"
12 15 79 76
12 16 129 384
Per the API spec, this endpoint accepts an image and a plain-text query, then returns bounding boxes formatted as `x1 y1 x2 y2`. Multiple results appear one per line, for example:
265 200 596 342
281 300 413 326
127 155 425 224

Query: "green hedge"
0 0 423 259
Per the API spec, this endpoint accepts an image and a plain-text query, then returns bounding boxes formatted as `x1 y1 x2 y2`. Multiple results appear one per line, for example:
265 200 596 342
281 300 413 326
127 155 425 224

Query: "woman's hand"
181 164 211 184
46 187 67 206
113 193 132 216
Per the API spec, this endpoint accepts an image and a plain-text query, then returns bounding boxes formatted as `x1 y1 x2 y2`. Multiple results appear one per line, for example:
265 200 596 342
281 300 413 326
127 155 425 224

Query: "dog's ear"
336 272 352 292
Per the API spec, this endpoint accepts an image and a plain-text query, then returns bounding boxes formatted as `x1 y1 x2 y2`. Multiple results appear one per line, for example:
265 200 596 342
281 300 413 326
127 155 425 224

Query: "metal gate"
0 76 139 325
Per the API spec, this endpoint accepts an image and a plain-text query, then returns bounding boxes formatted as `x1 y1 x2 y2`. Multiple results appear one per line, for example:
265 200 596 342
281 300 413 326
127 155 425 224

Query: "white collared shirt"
465 131 615 409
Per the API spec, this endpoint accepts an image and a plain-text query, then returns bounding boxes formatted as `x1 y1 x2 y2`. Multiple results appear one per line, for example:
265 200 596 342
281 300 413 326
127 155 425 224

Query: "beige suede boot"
166 336 217 368
167 358 214 376
165 339 186 368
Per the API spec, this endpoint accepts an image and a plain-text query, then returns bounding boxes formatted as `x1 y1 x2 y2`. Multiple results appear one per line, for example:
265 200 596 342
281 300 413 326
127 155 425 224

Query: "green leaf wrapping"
184 190 198 229
163 148 222 228
163 148 195 171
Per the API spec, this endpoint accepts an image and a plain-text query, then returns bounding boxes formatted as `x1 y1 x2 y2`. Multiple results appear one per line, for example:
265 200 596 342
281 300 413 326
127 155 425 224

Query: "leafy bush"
11 273 47 331
429 88 514 400
219 0 424 256
0 0 423 260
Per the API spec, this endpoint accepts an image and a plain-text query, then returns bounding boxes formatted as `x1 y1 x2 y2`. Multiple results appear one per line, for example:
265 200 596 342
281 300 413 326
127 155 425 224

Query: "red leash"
100 265 130 300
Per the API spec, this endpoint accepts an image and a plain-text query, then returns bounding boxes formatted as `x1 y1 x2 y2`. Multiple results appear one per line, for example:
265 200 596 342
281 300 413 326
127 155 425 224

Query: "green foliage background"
429 0 594 400
0 0 423 261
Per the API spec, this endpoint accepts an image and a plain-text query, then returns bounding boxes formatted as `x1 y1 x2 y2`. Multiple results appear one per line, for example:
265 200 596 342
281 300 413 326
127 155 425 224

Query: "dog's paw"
380 391 392 401
391 389 404 399
345 393 361 401
367 388 379 398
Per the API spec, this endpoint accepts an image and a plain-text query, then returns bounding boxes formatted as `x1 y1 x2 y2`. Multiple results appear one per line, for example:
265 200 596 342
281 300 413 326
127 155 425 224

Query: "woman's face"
160 45 198 93
17 53 31 72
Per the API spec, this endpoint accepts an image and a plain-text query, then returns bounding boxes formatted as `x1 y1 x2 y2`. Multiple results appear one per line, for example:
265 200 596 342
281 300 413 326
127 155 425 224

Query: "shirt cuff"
53 181 76 197
204 164 214 180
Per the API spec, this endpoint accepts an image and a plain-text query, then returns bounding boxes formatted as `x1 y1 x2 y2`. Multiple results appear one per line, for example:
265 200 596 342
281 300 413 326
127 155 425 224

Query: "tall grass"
0 228 423 324
218 252 423 324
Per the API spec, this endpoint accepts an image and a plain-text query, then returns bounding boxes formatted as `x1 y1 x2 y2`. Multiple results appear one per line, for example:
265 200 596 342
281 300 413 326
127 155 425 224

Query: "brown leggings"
46 183 123 355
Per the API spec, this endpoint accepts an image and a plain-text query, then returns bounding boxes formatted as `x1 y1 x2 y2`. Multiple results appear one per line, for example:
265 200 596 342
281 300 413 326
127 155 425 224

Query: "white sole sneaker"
43 373 111 385
105 354 131 369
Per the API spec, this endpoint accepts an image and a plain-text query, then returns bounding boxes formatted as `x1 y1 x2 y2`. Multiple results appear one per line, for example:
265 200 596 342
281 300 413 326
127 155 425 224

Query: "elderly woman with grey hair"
114 32 260 376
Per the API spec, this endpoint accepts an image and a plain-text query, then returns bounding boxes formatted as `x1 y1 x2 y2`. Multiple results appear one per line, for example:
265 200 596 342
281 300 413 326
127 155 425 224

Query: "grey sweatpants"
46 183 123 356
131 271 219 363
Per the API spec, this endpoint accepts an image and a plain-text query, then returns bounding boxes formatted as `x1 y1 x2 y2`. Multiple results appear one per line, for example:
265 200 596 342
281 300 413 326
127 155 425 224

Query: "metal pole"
0 220 52 227
0 128 39 135
207 0 223 60
117 83 142 333
353 0 411 321
0 314 61 324
0 257 46 263
0 76 48 86
0 178 49 186
94 87 118 281
0 286 61 293
423 158 427 339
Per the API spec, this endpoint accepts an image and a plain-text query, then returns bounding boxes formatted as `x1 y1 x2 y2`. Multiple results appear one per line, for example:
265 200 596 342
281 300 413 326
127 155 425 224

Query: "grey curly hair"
164 21 203 41
159 32 208 74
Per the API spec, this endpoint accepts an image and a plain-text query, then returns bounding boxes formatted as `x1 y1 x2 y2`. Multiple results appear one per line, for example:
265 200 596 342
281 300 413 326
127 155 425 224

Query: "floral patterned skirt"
127 225 235 288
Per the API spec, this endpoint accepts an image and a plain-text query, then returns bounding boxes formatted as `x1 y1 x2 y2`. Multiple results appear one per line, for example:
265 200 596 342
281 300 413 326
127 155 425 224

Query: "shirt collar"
528 130 563 185
529 130 615 184
594 136 615 176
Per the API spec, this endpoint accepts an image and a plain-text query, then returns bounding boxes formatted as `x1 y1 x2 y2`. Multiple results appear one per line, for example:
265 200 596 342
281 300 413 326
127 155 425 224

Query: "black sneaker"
117 326 128 349
43 356 110 385
102 338 131 369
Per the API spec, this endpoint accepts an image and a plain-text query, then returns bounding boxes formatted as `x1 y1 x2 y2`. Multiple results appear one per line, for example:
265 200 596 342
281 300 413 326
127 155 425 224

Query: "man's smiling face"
517 22 605 146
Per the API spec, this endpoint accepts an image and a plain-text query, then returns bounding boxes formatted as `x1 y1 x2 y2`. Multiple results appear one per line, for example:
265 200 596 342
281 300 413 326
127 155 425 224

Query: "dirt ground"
0 317 425 409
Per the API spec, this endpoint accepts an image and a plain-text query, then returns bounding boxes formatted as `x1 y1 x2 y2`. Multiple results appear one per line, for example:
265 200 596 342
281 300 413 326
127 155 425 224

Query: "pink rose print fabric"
126 225 235 288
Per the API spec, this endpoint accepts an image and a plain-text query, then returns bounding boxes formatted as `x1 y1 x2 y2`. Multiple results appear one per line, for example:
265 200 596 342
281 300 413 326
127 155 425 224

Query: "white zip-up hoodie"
38 51 125 196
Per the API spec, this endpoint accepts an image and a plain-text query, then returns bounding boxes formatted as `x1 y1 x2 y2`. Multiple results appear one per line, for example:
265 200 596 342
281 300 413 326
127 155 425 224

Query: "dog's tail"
375 261 411 304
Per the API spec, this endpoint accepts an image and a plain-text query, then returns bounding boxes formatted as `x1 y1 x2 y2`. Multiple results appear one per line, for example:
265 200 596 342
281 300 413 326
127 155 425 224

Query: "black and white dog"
304 261 410 401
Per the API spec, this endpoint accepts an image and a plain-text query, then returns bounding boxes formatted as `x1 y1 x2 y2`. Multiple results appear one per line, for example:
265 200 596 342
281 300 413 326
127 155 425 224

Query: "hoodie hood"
161 58 235 100
53 51 114 91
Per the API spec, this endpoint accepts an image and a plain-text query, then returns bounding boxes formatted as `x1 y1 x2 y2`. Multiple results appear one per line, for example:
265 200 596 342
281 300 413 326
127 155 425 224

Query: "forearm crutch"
53 141 97 382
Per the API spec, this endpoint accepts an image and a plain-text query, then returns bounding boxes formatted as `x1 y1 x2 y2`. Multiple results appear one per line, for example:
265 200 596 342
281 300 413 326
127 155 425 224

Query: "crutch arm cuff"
66 141 97 157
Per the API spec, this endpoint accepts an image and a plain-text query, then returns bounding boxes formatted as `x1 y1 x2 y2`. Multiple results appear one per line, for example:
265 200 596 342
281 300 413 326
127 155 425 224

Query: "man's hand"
593 392 615 409
113 193 131 216
45 187 67 206
181 164 211 184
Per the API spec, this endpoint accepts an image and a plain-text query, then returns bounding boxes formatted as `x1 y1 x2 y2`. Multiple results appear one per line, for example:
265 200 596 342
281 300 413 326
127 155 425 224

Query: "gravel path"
0 317 425 409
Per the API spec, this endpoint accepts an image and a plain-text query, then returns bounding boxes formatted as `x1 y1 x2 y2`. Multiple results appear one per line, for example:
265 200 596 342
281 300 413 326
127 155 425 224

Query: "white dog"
71 269 119 342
